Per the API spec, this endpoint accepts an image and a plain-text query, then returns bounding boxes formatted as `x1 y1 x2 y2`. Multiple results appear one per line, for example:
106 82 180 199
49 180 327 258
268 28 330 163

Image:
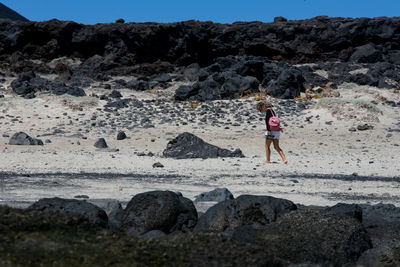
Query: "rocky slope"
1 17 399 101
1 16 400 67
0 3 29 22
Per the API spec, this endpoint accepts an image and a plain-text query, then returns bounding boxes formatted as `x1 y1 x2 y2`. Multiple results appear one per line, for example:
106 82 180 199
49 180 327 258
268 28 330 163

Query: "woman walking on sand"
256 101 288 164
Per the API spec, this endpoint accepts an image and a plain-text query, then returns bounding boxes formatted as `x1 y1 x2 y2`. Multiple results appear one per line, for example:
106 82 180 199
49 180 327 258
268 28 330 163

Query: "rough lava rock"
326 203 363 222
10 71 85 97
119 191 198 235
194 195 297 232
231 209 372 266
350 43 383 63
116 131 127 140
2 17 400 68
94 138 108 148
28 197 108 228
3 18 400 100
194 188 234 203
9 132 43 145
89 199 123 232
163 132 244 159
0 3 29 21
266 68 305 98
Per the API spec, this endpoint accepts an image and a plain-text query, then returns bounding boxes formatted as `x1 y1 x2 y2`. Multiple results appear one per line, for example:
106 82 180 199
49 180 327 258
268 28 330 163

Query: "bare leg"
273 139 288 164
265 139 273 164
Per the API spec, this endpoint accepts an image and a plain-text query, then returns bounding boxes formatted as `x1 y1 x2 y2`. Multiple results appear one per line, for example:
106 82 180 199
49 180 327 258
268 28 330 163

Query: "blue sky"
3 0 400 24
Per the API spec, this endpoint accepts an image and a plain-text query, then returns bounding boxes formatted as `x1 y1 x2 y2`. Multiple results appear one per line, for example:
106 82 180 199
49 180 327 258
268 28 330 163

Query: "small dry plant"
295 83 340 102
317 98 382 122
60 96 98 111
235 84 270 101
188 101 198 109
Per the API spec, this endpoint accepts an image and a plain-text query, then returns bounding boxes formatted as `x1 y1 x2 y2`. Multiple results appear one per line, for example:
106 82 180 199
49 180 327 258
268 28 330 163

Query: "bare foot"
265 161 271 164
283 160 288 164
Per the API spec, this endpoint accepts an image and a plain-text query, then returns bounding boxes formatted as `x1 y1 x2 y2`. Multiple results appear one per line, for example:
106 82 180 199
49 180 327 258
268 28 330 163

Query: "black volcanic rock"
231 209 372 266
90 199 124 232
9 132 43 145
10 71 85 97
29 197 108 228
116 131 127 140
109 90 122 98
0 3 29 21
350 43 383 63
266 68 305 98
126 80 150 91
94 138 108 148
1 17 400 68
2 17 400 99
194 188 234 203
326 203 363 222
163 132 244 159
194 195 296 232
175 85 195 101
120 191 197 235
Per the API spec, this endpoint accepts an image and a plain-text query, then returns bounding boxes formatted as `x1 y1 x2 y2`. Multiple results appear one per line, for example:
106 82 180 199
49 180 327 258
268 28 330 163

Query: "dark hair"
255 101 272 111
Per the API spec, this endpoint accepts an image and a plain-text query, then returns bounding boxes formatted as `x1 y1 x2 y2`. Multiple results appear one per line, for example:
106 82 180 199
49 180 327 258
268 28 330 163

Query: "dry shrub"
297 84 340 102
234 84 270 101
376 95 387 102
149 88 162 95
317 98 382 122
188 102 198 109
60 96 98 111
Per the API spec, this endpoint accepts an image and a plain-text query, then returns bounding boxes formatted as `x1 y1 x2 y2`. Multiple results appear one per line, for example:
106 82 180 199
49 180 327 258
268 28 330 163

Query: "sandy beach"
1 77 399 209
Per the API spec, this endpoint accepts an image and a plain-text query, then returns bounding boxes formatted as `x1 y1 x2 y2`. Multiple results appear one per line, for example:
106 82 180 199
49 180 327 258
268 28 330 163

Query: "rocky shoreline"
1 189 400 266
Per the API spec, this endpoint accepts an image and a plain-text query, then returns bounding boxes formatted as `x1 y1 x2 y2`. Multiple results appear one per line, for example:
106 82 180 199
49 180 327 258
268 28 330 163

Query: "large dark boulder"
182 63 201 81
266 68 305 98
75 55 116 80
89 199 123 231
119 191 197 235
193 78 221 101
11 71 47 96
163 132 244 159
126 80 150 91
194 195 296 232
345 73 379 87
326 203 363 222
10 71 85 97
236 60 266 81
350 44 383 63
28 197 108 228
174 85 198 101
9 132 43 145
51 82 86 96
357 239 400 267
231 209 372 266
359 203 400 263
220 75 259 98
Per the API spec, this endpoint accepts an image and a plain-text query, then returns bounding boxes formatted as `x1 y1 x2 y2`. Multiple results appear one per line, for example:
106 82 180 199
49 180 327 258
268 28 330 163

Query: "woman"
256 101 288 164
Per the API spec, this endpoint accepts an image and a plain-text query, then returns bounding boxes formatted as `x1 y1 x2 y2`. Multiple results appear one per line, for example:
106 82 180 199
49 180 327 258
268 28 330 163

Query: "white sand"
1 81 400 208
